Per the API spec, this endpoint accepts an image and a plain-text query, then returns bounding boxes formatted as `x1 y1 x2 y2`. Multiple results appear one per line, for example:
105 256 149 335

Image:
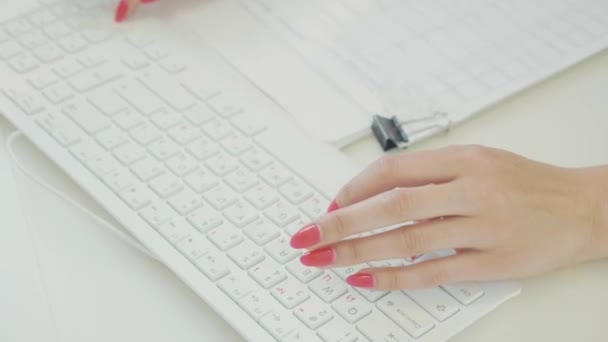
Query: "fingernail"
300 247 335 267
327 199 339 213
290 224 321 249
346 273 375 288
114 0 129 22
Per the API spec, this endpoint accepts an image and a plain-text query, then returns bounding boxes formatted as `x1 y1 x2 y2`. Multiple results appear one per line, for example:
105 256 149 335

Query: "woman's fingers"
300 217 481 267
115 0 158 22
290 182 470 249
330 148 464 211
346 251 487 290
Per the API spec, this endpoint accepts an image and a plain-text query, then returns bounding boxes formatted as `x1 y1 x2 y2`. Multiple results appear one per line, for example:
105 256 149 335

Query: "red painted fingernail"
300 247 335 267
114 0 129 22
346 273 375 288
290 224 321 249
327 199 340 213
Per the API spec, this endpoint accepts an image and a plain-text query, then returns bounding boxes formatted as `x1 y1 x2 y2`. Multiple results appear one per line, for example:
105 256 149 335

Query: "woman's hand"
115 0 158 23
290 145 608 290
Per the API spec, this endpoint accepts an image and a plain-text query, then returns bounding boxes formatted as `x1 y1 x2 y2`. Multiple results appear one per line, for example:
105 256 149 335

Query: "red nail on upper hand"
300 247 335 267
290 224 321 249
114 0 129 22
346 273 375 288
327 199 340 213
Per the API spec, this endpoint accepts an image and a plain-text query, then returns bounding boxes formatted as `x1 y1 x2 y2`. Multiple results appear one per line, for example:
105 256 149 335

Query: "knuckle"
379 271 402 290
373 155 398 177
458 144 494 164
328 212 349 239
425 262 449 287
397 228 426 253
383 188 414 217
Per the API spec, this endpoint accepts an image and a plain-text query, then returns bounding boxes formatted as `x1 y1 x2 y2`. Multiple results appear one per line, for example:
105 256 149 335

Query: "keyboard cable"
5 130 159 261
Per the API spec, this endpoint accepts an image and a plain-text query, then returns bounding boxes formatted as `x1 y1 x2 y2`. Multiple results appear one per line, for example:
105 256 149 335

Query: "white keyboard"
0 1 520 341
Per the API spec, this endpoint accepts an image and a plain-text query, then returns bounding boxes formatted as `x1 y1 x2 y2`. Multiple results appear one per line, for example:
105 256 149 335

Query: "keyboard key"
81 28 111 44
118 184 153 210
260 163 293 187
130 157 165 181
139 69 197 111
141 42 170 60
201 118 233 140
20 31 48 49
299 196 326 219
207 227 244 251
4 18 32 36
140 202 175 228
183 169 219 193
166 153 198 177
115 80 164 115
96 127 128 151
357 311 412 342
309 272 347 303
187 205 224 233
285 216 309 236
36 112 81 146
89 90 128 116
245 184 279 210
147 138 180 161
42 20 72 40
241 148 272 171
279 179 313 205
157 218 198 245
249 259 286 289
113 108 144 130
183 104 215 126
332 292 372 324
282 329 321 342
205 154 239 176
286 259 323 283
148 173 184 198
176 234 211 261
231 112 266 136
264 200 301 227
194 250 230 281
168 122 201 145
223 200 258 227
354 287 389 303
206 94 243 118
8 53 39 73
181 79 220 101
187 138 219 161
77 53 105 68
224 168 258 193
334 265 366 281
220 132 253 156
204 184 238 210
227 241 265 269
405 287 460 322
63 100 109 133
130 123 162 145
265 235 301 264
101 169 135 192
149 108 182 130
271 278 311 309
122 53 150 70
294 297 333 329
43 83 74 104
28 70 59 89
0 41 23 60
31 44 63 63
259 311 298 340
158 55 187 74
218 274 255 301
2 87 46 115
27 9 57 27
168 189 204 215
317 317 361 342
69 63 123 92
440 282 484 305
57 33 88 53
243 217 280 246
238 291 275 320
377 292 435 339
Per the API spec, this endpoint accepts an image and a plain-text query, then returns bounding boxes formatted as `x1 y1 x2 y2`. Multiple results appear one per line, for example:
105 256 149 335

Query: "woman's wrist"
577 165 608 261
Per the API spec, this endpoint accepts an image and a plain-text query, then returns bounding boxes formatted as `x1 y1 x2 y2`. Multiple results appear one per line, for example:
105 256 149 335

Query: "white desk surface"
1 45 607 342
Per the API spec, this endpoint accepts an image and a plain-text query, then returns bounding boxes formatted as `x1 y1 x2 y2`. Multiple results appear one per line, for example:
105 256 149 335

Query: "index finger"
332 148 463 211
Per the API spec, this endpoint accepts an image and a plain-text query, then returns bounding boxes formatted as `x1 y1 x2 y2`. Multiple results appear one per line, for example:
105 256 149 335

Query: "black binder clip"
371 115 409 151
371 112 451 151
